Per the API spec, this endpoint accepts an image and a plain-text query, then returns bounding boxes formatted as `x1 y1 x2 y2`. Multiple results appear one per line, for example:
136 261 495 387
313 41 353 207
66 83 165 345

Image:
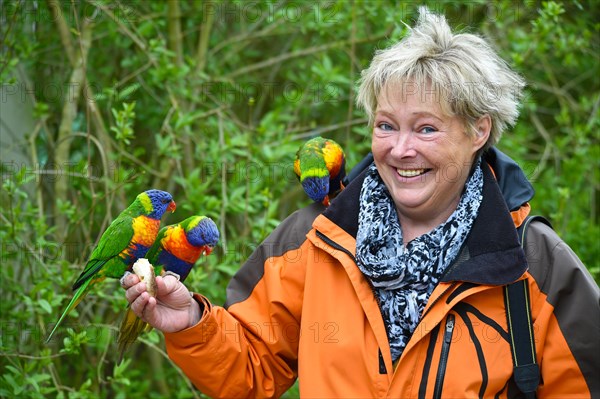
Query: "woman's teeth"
396 169 426 177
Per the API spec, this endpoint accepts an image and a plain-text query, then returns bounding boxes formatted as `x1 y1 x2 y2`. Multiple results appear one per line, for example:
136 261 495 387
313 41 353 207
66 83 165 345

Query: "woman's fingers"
120 271 140 289
125 281 148 304
130 289 154 320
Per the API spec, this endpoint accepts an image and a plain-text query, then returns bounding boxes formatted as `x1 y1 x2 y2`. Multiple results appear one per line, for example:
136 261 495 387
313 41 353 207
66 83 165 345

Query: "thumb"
156 275 180 296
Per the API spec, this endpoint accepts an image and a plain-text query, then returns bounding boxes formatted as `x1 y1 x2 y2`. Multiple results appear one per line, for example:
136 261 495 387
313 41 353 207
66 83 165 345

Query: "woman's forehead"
376 79 454 115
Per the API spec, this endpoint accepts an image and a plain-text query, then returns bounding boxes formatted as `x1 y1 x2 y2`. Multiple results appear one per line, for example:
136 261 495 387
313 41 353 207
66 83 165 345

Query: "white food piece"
132 258 157 297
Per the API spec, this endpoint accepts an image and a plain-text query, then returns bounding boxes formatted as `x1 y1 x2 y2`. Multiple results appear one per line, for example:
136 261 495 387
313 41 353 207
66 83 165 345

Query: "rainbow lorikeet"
294 136 346 206
117 215 220 359
46 189 176 342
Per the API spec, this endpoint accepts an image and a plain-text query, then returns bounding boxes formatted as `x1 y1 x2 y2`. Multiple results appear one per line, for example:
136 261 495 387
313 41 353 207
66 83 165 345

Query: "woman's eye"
419 126 437 134
377 122 394 131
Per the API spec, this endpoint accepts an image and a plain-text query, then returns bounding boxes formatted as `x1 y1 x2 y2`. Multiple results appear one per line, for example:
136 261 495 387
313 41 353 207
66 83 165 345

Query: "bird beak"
322 195 330 207
204 246 214 256
168 201 177 213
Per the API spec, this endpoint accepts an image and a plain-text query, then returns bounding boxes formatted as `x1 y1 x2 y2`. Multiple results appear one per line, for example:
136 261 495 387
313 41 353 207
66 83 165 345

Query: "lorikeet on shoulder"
117 215 219 359
294 136 346 206
46 189 176 342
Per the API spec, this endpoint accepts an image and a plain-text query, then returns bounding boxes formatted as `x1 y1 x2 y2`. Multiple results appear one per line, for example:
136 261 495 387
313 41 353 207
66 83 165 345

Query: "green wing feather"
47 214 136 342
72 216 135 289
144 226 169 268
295 137 333 180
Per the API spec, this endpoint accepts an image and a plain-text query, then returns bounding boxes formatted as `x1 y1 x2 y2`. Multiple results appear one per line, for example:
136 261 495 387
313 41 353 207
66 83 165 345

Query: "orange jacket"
165 155 599 398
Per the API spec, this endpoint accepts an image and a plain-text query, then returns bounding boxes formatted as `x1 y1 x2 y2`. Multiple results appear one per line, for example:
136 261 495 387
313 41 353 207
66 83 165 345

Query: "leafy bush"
1 1 597 397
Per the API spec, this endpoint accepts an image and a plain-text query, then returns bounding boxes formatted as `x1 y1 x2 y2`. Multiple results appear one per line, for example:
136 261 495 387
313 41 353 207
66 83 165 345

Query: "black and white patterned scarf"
356 160 483 362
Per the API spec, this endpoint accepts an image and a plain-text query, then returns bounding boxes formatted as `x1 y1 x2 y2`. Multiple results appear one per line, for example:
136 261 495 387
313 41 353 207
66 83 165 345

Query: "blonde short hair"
356 7 525 148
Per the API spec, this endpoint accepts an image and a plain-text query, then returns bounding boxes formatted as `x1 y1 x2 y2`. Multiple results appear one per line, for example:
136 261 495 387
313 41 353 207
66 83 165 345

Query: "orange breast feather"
131 216 161 247
162 226 203 264
323 141 343 176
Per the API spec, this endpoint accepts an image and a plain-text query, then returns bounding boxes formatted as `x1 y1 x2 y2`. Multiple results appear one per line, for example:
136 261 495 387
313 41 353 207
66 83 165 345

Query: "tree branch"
47 0 112 171
53 19 93 238
225 34 387 79
92 1 147 51
195 2 214 74
167 0 184 67
167 0 194 173
47 0 76 66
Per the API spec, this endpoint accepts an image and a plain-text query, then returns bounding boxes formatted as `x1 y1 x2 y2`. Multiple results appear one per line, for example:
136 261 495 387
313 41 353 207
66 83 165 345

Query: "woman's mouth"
396 168 430 178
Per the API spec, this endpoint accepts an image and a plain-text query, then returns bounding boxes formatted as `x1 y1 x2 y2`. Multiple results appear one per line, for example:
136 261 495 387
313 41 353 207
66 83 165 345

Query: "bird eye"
161 199 169 204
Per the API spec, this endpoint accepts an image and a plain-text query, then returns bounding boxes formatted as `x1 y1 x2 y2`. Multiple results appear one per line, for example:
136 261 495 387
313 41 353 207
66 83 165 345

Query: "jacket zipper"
433 314 455 399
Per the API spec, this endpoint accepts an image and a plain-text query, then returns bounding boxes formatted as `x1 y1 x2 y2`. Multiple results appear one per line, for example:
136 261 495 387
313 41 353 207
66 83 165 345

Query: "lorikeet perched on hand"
294 136 346 206
46 189 176 342
117 215 219 359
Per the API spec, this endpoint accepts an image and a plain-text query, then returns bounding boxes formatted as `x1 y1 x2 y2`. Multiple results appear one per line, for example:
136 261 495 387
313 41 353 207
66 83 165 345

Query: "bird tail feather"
45 278 93 343
117 307 151 362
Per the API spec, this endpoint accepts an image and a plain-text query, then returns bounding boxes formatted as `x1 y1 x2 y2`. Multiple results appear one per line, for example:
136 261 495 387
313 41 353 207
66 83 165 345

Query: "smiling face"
371 82 490 235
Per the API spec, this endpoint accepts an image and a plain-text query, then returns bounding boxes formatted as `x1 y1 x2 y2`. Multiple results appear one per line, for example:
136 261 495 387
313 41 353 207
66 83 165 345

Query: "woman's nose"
390 132 417 158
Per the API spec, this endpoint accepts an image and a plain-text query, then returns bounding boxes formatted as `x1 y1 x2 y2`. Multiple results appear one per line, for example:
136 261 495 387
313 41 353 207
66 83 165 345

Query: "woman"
122 8 599 398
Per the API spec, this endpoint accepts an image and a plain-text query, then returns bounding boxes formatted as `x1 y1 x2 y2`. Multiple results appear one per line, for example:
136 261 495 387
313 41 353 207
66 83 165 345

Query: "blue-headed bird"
294 136 346 206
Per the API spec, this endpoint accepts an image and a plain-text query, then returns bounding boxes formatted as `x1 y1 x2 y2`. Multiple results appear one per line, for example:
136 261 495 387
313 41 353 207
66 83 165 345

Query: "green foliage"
1 0 598 397
110 102 137 145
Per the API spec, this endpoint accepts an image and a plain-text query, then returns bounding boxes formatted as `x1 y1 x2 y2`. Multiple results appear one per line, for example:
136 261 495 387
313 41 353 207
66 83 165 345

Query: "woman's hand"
121 272 201 333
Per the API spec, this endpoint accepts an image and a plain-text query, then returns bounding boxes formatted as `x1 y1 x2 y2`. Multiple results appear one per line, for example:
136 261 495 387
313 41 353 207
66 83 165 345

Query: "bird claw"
163 271 181 281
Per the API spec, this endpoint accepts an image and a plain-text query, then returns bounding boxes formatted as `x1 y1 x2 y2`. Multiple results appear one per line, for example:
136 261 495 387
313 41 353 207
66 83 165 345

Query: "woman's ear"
473 114 491 151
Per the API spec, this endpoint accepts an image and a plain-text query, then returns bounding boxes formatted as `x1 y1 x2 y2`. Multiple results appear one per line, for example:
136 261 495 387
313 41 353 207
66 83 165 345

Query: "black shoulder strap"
504 215 551 398
516 215 552 248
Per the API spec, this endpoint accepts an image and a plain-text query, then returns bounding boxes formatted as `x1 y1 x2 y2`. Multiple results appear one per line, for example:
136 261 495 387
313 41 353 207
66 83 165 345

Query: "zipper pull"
444 315 455 343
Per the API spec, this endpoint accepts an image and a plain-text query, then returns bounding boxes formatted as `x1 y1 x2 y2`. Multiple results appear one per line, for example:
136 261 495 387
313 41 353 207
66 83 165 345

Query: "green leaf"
37 299 52 314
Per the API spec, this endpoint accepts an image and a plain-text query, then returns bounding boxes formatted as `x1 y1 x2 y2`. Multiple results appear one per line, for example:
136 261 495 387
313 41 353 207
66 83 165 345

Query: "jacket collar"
483 147 535 211
317 150 531 285
439 162 527 285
